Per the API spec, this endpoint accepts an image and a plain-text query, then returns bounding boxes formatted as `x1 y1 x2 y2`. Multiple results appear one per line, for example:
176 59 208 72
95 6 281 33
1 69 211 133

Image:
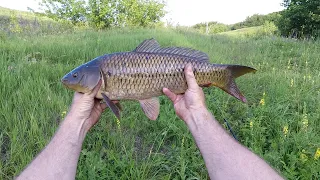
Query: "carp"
61 38 256 120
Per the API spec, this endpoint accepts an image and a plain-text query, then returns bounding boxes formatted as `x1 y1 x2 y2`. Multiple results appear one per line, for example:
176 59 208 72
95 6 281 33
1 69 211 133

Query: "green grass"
219 26 263 36
0 28 320 179
219 24 277 39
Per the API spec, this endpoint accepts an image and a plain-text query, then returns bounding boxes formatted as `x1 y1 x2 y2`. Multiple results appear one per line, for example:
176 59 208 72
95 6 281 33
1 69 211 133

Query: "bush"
257 21 278 36
242 22 278 39
192 21 230 35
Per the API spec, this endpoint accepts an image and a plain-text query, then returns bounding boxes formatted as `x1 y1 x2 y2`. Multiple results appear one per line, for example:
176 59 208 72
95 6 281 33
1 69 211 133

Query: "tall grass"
0 28 319 179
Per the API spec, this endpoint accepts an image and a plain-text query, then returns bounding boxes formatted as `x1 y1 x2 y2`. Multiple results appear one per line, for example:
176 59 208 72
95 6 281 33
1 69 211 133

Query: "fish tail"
218 65 256 103
227 65 257 78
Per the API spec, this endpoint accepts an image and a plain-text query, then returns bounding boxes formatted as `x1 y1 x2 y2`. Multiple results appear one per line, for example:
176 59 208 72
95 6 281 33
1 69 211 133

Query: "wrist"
62 115 88 142
185 108 212 130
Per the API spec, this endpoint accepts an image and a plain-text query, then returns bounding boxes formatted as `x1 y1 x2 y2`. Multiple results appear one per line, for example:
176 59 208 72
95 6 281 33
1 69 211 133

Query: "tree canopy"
40 0 166 29
277 0 320 38
231 12 281 30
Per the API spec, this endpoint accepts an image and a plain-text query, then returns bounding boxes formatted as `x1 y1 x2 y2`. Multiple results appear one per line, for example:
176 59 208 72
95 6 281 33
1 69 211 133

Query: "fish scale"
61 38 256 120
100 52 222 100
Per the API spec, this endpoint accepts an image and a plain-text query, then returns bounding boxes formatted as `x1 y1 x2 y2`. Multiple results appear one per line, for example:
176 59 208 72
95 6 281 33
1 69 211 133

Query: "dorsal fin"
133 38 209 62
134 38 161 53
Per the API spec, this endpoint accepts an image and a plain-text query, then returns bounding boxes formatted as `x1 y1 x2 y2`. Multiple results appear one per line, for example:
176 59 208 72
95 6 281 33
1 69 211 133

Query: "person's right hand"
163 64 207 123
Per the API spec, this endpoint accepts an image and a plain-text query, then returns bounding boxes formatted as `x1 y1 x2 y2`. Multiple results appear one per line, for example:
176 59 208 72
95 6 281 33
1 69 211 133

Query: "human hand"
163 64 207 124
67 80 109 132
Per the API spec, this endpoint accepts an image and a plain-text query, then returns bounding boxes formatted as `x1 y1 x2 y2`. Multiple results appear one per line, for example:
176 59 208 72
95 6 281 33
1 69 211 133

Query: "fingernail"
163 88 168 94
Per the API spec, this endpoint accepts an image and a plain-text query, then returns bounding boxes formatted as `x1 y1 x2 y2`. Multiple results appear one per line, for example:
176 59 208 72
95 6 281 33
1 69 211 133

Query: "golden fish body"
62 39 256 120
99 52 230 100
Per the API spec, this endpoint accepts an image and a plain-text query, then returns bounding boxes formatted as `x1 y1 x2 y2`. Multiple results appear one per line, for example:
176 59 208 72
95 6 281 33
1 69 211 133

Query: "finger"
184 63 198 90
88 80 102 98
163 88 177 102
100 102 107 110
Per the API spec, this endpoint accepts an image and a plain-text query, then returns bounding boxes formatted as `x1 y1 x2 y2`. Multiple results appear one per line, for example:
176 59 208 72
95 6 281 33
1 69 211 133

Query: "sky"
0 0 285 26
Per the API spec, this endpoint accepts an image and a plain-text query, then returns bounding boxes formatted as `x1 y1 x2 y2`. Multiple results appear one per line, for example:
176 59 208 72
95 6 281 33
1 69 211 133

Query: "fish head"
61 64 101 93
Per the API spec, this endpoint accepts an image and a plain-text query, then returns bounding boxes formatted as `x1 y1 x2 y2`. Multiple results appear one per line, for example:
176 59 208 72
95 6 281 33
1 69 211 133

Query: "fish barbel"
61 38 256 120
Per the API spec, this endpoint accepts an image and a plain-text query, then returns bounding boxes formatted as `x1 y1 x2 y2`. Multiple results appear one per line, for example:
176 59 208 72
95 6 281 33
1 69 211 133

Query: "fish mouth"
61 77 68 85
60 73 84 89
61 75 69 86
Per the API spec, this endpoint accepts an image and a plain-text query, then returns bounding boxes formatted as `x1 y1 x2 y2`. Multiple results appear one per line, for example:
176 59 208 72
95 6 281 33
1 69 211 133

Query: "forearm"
186 109 283 180
17 117 87 180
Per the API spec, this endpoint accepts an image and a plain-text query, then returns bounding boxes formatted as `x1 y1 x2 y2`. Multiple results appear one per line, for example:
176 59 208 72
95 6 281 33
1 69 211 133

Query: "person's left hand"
66 80 112 132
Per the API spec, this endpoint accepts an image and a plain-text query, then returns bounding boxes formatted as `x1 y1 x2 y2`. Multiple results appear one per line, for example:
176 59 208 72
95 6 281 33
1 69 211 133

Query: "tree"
277 0 320 38
40 0 87 25
40 0 166 28
87 0 117 28
127 0 165 27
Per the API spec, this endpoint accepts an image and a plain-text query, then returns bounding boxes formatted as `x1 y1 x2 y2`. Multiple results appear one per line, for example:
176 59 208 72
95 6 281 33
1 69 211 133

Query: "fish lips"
61 74 72 86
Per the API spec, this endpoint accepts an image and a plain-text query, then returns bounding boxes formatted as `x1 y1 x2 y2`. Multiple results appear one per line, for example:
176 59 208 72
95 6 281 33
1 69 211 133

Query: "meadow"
0 27 319 179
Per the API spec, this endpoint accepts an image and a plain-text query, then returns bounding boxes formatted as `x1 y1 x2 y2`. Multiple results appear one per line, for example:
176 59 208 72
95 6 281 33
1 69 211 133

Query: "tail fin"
227 65 257 78
220 65 256 103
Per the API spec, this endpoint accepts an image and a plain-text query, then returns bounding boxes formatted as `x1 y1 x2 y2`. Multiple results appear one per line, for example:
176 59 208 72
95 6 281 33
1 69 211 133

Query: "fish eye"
72 72 78 78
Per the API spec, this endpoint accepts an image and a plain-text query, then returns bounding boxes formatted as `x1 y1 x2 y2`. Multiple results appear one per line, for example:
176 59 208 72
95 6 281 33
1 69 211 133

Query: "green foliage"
252 21 279 38
231 12 282 30
126 0 166 27
40 0 166 29
191 12 282 36
87 0 115 29
40 0 87 25
1 28 320 179
259 21 278 35
277 0 320 39
192 21 230 34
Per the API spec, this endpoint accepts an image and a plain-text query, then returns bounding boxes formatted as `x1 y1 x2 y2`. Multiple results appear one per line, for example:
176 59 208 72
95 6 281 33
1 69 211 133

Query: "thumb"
184 64 199 90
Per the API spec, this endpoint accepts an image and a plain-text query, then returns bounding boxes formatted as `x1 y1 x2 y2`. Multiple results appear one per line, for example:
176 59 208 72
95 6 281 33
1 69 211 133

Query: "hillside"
0 6 73 35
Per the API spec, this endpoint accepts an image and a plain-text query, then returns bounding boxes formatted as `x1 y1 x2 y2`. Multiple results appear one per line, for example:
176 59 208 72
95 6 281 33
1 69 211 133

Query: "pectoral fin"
101 93 121 120
139 97 160 120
